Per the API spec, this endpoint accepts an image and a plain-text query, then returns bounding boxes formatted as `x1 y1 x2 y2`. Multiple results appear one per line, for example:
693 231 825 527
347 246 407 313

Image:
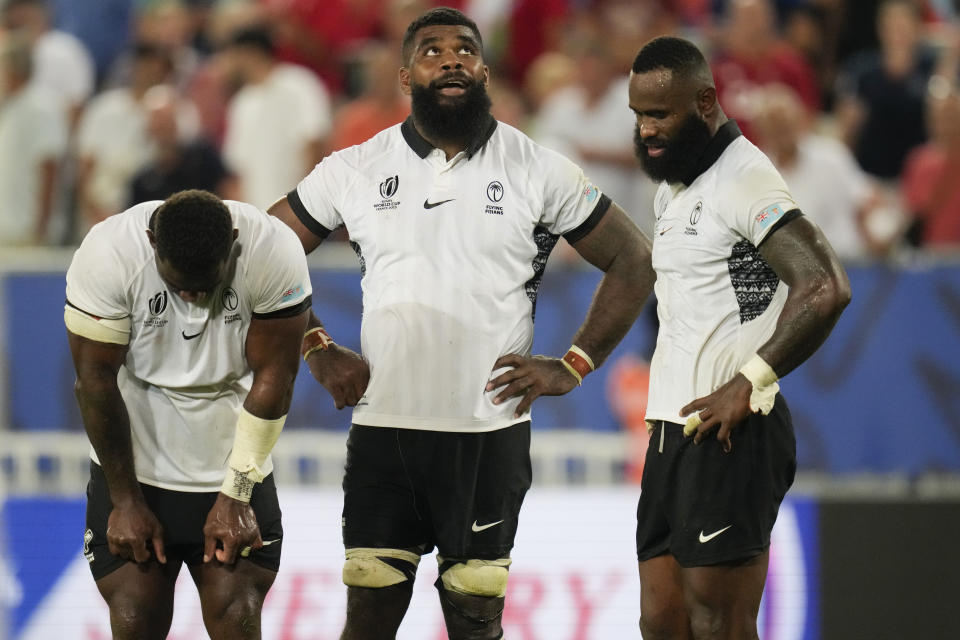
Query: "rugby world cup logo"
380 175 399 199
690 201 703 225
148 290 167 316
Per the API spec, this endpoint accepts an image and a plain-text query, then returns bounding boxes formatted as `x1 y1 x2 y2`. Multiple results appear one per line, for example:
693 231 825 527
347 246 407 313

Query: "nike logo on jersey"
424 198 455 209
658 226 673 236
181 330 203 340
471 519 504 533
698 525 733 543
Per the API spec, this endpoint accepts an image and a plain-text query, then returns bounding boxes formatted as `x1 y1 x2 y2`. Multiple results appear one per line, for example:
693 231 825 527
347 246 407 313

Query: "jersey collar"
681 119 742 187
401 114 498 160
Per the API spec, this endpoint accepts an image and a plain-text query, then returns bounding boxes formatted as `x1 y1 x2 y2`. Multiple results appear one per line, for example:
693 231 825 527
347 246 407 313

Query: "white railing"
0 430 634 495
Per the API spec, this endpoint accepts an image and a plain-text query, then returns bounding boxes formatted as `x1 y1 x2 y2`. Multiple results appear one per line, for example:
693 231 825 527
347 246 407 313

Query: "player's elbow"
813 270 852 321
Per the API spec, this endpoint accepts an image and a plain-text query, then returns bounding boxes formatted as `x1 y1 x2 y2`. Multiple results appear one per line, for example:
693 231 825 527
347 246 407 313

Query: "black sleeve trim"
252 295 313 320
287 189 333 240
562 194 612 245
758 208 803 247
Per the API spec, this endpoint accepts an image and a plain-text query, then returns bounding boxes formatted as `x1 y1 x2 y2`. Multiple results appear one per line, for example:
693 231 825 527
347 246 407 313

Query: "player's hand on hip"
679 374 753 452
203 493 262 565
106 500 167 564
306 343 370 409
487 354 579 418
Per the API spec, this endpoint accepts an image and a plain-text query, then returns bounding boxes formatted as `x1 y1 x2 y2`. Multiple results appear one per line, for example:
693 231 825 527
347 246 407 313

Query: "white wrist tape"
64 305 131 345
221 408 286 502
739 354 780 415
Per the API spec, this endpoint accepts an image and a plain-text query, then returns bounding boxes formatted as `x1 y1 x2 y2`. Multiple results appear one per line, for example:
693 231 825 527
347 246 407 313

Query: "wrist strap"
739 354 778 388
561 345 595 386
302 326 334 361
221 409 286 502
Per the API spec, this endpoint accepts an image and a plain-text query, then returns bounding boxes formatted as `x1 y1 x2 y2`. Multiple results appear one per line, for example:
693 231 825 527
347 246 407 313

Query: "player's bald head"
631 36 715 94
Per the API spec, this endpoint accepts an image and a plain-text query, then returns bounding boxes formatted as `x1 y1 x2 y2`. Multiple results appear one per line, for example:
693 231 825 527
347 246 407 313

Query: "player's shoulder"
490 121 578 172
325 122 406 172
714 136 785 192
73 202 158 275
225 200 304 255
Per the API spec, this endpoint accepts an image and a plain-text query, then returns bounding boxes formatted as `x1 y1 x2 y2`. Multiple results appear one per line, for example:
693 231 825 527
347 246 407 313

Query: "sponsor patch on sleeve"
755 203 786 230
281 285 303 303
583 185 599 203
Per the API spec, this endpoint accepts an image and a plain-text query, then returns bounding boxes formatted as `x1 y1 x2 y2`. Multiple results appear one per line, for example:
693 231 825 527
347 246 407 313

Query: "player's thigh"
669 398 795 566
343 425 432 550
638 553 691 640
428 422 533 560
189 559 276 636
680 551 769 638
95 557 183 639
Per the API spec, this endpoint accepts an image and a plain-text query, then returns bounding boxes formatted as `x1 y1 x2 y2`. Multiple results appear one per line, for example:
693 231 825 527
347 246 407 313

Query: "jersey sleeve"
535 146 611 242
724 156 801 246
288 152 351 239
248 214 314 317
65 223 130 320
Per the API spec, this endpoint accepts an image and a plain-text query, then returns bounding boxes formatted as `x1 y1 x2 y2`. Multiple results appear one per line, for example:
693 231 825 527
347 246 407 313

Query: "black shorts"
636 395 796 567
342 422 532 560
84 462 283 580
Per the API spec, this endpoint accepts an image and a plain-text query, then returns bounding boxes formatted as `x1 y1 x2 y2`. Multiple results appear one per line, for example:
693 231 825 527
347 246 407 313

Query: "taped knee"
438 556 512 598
342 547 420 588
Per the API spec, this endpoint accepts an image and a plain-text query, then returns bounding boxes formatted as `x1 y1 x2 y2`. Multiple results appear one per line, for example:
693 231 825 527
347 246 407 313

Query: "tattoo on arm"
758 216 852 377
569 203 656 368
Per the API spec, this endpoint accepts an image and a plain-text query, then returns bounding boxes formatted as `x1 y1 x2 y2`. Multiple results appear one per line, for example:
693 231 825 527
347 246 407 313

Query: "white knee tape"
342 548 421 588
438 557 512 598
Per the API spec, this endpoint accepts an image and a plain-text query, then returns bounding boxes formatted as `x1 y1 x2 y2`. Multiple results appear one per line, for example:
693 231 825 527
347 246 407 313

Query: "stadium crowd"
1 0 960 256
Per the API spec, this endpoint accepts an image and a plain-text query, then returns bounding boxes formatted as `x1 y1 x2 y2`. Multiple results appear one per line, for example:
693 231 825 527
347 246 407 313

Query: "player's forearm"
75 381 142 505
757 273 851 379
244 365 298 419
571 246 655 369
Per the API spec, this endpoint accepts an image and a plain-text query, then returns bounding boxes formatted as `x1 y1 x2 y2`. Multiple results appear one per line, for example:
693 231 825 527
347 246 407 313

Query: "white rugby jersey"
65 200 312 491
291 116 610 432
645 121 801 424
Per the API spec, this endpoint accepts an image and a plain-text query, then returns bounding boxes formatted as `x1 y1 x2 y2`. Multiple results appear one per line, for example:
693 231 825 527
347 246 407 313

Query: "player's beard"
410 76 493 146
634 113 714 183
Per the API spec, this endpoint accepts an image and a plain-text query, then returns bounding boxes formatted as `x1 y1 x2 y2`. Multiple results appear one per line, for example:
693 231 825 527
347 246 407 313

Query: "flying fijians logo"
375 175 400 211
485 180 505 215
222 287 238 311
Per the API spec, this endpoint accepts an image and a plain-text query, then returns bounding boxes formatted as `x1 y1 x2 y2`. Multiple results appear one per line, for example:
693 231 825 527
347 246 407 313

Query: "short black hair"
401 7 482 65
150 190 234 275
632 36 712 85
225 25 275 56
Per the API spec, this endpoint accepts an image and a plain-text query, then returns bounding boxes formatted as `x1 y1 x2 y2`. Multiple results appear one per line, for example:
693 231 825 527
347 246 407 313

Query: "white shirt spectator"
33 29 95 112
224 63 332 209
533 76 656 235
0 83 67 245
776 135 873 260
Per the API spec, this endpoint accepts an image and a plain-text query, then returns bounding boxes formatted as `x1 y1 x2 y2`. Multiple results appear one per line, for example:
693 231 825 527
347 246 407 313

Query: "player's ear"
399 66 412 96
232 228 239 241
698 86 717 118
145 228 157 248
482 65 490 88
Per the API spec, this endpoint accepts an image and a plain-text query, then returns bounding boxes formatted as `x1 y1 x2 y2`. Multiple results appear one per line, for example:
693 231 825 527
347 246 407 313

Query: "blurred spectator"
129 84 235 206
1 0 94 123
105 0 202 93
260 0 385 95
0 33 67 246
328 43 408 152
783 3 838 108
711 0 820 142
506 0 570 87
522 50 575 115
75 43 180 232
901 38 960 248
835 0 936 180
221 26 331 209
752 84 897 260
533 17 655 238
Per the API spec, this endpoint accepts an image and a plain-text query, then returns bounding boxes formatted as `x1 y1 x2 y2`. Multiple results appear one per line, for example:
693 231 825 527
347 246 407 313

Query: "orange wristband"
562 345 595 385
302 327 334 361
